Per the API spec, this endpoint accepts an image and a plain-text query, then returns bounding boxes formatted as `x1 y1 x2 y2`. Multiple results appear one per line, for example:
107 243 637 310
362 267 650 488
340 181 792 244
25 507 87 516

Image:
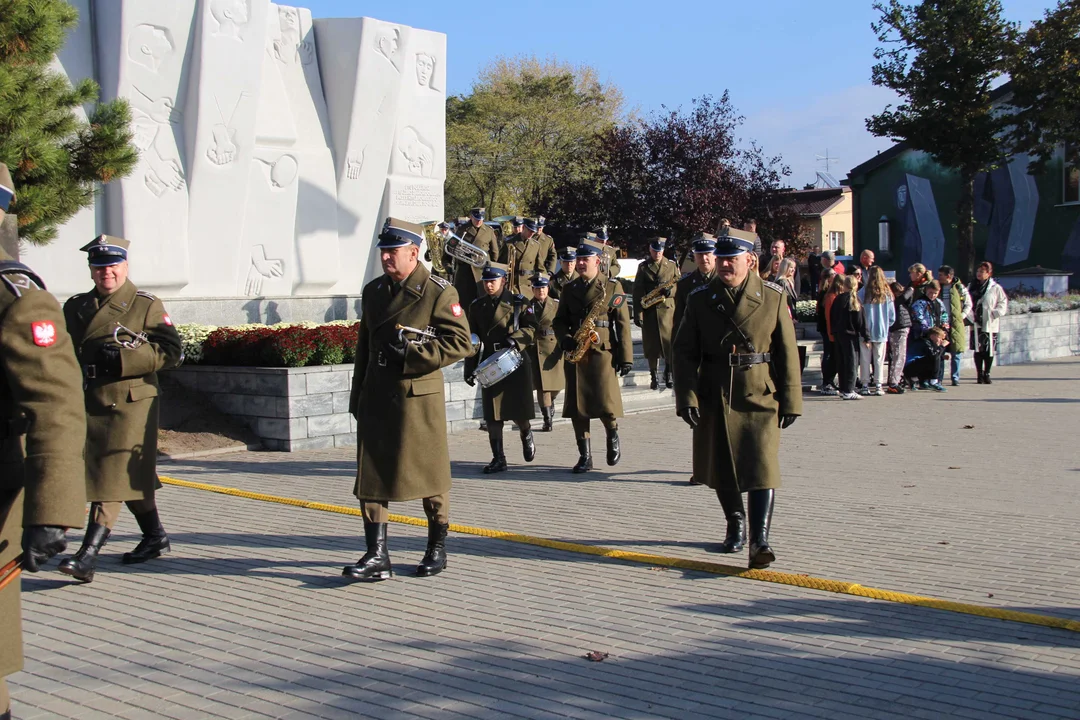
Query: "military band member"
554 239 633 473
675 235 717 326
633 237 679 390
673 228 802 569
451 207 500 311
527 275 564 432
499 217 558 295
595 226 621 278
0 165 86 720
346 218 472 581
58 236 183 583
550 247 578 300
511 216 524 236
464 263 538 473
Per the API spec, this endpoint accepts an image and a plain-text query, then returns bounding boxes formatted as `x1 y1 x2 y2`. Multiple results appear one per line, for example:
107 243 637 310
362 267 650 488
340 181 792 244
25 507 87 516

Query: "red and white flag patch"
163 313 173 326
32 321 57 347
450 303 463 317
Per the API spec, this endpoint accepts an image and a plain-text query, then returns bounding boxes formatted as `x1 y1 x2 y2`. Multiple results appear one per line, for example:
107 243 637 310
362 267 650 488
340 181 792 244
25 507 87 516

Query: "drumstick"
0 556 23 593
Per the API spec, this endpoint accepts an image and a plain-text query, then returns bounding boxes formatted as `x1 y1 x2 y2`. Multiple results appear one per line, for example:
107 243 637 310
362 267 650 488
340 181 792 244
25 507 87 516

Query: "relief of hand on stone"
128 24 174 73
415 53 435 88
398 127 433 177
133 87 183 124
210 0 251 40
206 93 248 166
375 27 401 68
245 244 285 296
144 154 185 197
346 149 365 180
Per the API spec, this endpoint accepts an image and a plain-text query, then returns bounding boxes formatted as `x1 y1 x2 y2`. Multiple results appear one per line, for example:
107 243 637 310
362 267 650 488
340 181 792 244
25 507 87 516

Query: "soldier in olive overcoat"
527 275 564 432
595 226 622 278
499 218 558 295
58 236 183 584
633 237 679 390
346 218 473 581
673 228 802 570
0 166 86 720
550 247 577 300
554 239 633 473
451 207 500 310
463 263 538 473
674 235 717 327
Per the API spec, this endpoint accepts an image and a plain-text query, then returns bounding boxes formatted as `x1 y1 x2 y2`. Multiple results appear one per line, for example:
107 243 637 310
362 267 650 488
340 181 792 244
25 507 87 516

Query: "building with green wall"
844 137 1080 287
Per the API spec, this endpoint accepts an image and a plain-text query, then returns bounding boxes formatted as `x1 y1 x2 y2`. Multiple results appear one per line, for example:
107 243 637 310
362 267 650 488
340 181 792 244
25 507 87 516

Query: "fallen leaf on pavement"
988 593 994 598
647 567 668 572
948 466 961 470
962 424 975 429
584 651 610 662
879 442 888 446
903 484 916 488
938 541 950 545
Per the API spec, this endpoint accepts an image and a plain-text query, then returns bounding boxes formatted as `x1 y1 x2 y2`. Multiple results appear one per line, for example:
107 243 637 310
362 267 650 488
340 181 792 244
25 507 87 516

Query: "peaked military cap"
714 227 757 257
523 217 539 232
376 217 425 249
437 221 452 230
80 235 130 266
481 262 509 280
558 247 578 261
469 207 486 219
576 239 605 257
537 216 547 227
649 236 667 252
595 225 609 242
0 164 14 213
692 232 717 254
530 274 550 288
512 216 525 226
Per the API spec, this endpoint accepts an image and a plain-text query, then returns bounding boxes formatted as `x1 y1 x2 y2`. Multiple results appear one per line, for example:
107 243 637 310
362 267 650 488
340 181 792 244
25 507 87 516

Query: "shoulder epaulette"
689 284 710 296
136 290 158 300
428 274 450 289
680 271 693 279
0 261 45 297
762 280 784 294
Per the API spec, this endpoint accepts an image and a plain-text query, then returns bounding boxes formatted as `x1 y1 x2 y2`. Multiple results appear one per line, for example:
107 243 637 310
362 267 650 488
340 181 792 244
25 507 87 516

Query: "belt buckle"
85 365 97 379
377 352 387 368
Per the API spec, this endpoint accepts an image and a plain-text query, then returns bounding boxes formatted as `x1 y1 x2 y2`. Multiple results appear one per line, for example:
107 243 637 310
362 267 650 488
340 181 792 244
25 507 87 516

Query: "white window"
828 231 844 252
1066 144 1079 204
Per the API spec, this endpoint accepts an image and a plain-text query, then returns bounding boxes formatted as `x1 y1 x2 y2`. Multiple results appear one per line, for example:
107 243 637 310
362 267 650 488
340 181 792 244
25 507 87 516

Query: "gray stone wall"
959 309 1080 369
163 295 362 327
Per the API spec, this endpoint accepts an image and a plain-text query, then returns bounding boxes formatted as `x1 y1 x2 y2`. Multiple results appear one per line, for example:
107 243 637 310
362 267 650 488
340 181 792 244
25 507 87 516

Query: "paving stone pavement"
12 358 1080 719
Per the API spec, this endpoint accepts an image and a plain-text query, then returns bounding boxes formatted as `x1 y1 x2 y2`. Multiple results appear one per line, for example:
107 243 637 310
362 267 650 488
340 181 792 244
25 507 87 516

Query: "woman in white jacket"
968 261 1008 384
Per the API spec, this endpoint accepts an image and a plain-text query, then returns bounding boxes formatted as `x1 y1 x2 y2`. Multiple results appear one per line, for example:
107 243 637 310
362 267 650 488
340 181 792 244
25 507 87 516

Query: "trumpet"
445 232 489 269
395 323 437 345
113 323 149 349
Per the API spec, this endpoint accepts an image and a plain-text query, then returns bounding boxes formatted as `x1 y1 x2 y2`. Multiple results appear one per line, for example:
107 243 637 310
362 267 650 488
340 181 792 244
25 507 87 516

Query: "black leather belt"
540 329 555 337
517 269 537 276
593 321 610 328
703 352 771 367
0 415 30 440
83 364 99 380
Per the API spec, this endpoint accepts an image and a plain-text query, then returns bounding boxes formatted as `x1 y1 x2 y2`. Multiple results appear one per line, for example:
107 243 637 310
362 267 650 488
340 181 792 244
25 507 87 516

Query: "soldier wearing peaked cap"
463 263 539 473
554 238 633 473
0 164 87 720
499 217 558 295
633 237 679 390
451 207 500 311
594 225 622 278
346 218 473 581
59 234 184 584
673 227 802 570
550 246 577 300
527 274 564 432
675 234 717 327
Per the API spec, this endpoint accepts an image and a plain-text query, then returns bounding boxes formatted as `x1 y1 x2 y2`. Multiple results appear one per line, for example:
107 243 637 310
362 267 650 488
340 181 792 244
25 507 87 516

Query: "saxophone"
639 275 678 310
565 282 609 364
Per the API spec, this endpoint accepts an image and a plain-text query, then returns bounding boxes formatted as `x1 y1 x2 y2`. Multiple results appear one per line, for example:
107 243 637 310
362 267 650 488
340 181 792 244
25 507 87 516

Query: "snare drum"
475 347 523 388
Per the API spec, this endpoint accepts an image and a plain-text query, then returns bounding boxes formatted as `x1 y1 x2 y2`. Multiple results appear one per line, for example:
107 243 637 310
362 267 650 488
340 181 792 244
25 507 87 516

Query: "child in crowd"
909 281 948 391
887 281 913 394
859 267 895 396
904 326 949 390
829 275 866 400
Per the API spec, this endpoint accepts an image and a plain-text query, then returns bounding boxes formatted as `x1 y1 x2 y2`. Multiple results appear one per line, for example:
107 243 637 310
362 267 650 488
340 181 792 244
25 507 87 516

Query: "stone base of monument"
164 295 363 327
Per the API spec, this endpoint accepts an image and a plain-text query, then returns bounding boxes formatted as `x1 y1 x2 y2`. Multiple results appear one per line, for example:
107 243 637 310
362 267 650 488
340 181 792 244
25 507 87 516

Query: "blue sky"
298 0 1053 187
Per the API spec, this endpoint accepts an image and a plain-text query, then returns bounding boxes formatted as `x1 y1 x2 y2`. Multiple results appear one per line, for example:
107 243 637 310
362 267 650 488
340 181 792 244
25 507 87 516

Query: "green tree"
1006 0 1080 173
867 0 1016 279
0 0 137 245
445 56 623 219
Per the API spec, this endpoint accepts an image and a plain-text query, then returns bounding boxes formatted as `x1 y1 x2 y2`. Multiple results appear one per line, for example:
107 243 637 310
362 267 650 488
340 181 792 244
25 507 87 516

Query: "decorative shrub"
183 321 360 368
794 300 817 323
1005 293 1080 315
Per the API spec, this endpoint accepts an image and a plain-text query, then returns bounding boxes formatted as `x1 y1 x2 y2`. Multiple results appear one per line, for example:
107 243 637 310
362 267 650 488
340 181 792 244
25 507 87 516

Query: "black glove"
22 526 67 572
664 287 674 297
383 337 407 368
559 336 577 353
97 344 123 378
465 374 477 387
679 407 700 429
779 414 798 429
633 317 642 328
619 363 633 377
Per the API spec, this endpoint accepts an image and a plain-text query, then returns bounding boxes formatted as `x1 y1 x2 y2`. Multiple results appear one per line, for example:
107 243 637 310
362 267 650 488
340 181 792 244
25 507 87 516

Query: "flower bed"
177 321 358 367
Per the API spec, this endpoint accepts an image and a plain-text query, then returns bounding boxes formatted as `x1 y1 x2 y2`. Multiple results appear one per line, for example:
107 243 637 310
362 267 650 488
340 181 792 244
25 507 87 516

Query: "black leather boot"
716 489 747 553
747 489 776 569
483 436 507 473
58 523 111 583
606 428 621 466
541 405 554 432
983 356 993 384
123 508 171 564
416 522 449 577
572 438 593 473
478 419 487 431
521 429 536 462
664 366 673 389
343 521 392 581
649 370 658 390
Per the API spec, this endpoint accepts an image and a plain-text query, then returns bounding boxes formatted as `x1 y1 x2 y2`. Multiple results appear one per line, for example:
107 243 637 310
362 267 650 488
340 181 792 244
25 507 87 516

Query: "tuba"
445 232 490 269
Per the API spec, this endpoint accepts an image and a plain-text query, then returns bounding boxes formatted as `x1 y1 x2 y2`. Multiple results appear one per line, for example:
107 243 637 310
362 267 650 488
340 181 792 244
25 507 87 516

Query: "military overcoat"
499 233 558 295
451 223 499 310
554 274 633 419
602 245 621 278
633 258 679 361
674 270 712 328
64 281 183 502
550 268 577 300
673 273 802 492
463 290 537 422
0 256 86 679
528 297 565 392
350 264 472 502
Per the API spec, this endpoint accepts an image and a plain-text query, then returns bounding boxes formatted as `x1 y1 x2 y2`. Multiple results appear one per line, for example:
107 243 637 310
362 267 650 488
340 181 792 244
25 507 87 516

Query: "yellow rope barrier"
159 475 1080 634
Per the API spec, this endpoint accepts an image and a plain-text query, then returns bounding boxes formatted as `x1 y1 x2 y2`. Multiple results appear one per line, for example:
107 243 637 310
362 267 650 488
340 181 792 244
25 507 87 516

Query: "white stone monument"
21 1 447 325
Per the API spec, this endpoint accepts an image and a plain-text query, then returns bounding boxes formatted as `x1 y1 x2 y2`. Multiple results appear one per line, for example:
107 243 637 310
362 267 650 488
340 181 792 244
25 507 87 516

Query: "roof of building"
777 187 849 217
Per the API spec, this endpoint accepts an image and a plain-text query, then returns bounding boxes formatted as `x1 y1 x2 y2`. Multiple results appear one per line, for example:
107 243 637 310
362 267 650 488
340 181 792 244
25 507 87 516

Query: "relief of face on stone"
128 24 174 73
206 92 248 167
255 154 299 189
272 6 312 65
209 0 251 40
415 53 436 89
245 244 285 296
346 149 365 180
397 127 434 177
896 184 908 210
375 27 401 69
